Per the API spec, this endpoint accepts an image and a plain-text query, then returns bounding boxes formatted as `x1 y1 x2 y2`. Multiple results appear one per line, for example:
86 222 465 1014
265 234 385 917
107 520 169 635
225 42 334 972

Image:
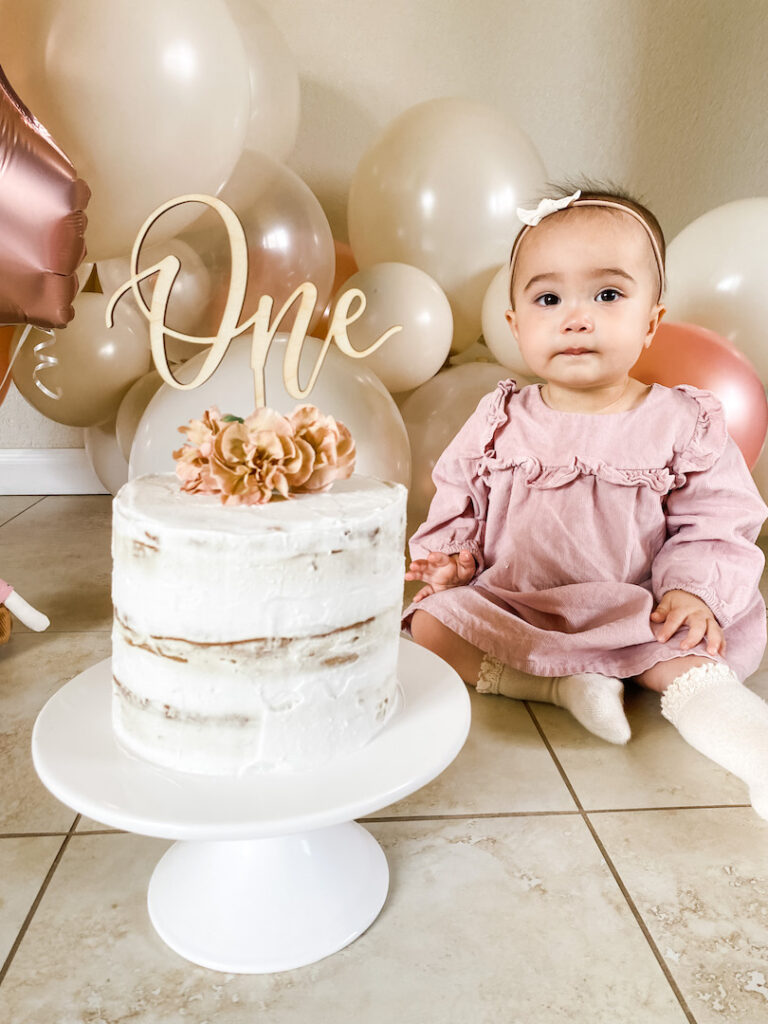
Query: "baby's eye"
534 293 560 306
596 288 622 302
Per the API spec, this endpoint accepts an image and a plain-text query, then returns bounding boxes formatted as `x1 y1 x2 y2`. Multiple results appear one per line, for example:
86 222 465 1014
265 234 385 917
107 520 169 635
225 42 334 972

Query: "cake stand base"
147 822 388 973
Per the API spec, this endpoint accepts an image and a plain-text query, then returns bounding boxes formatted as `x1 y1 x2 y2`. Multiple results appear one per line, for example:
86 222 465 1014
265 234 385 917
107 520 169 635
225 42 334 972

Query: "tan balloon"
84 415 129 497
12 292 151 427
481 263 535 375
341 263 453 394
0 0 250 260
401 361 530 531
348 98 546 352
115 370 163 462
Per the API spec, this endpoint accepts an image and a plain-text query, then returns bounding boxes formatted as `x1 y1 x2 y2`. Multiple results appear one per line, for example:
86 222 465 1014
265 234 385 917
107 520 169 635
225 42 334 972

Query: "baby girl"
403 183 768 819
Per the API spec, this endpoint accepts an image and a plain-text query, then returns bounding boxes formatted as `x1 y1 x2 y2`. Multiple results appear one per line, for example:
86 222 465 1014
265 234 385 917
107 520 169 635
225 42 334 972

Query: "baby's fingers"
655 608 688 643
704 618 725 656
412 584 435 603
680 615 708 651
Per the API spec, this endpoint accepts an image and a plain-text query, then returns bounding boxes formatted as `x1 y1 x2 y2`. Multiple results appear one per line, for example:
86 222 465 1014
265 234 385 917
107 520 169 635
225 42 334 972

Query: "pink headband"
508 190 665 304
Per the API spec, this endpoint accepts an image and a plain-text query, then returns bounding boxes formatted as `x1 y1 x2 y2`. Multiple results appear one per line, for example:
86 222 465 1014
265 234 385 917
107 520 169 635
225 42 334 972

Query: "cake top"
114 473 406 536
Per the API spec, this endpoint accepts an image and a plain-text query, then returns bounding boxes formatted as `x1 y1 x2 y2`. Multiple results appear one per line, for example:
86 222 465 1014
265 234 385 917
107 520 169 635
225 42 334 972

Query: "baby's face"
506 209 664 390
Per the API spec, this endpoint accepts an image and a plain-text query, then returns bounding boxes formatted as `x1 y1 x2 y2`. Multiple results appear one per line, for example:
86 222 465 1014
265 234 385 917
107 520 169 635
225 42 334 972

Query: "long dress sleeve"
652 389 768 627
408 388 503 576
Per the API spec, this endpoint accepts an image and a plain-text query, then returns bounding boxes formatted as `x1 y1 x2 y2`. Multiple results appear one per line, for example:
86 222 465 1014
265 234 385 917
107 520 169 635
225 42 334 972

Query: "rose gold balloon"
632 320 768 468
0 64 90 329
0 326 13 406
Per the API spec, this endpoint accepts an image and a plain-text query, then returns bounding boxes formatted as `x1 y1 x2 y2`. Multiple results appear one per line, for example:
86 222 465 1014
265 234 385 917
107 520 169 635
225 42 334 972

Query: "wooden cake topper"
106 194 402 408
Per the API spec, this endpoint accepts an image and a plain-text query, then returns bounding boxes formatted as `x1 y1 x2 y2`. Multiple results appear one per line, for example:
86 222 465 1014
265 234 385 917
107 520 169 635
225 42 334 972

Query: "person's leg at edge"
637 654 768 820
410 610 630 744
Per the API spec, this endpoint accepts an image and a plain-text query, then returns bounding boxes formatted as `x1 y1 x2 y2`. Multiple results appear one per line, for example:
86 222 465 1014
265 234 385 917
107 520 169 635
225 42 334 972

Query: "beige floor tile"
529 681 750 811
0 835 63 964
0 821 690 1024
0 631 110 833
369 687 576 817
592 807 768 1024
0 495 113 633
0 497 41 528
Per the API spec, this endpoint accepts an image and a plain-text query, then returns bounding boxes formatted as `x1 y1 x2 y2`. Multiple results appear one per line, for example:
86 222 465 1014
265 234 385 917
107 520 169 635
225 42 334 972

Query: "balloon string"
31 331 62 400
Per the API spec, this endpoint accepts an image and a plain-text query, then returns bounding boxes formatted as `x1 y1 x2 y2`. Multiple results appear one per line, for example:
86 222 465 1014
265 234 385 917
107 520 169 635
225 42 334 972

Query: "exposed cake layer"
113 474 406 642
110 472 407 775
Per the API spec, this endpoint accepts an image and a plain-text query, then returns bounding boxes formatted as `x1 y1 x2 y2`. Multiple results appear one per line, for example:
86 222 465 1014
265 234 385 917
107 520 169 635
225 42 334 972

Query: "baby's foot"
555 673 631 745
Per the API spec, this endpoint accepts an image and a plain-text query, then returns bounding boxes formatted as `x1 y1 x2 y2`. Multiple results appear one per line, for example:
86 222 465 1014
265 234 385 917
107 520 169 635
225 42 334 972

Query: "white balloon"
0 0 250 260
115 370 163 462
84 416 129 496
348 98 546 352
481 263 535 375
401 361 529 529
226 0 300 162
130 335 411 488
341 263 452 393
665 198 768 381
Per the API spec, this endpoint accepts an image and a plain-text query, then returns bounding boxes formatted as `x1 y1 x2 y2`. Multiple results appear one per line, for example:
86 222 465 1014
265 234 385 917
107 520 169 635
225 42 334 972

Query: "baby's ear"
645 303 665 345
505 308 518 337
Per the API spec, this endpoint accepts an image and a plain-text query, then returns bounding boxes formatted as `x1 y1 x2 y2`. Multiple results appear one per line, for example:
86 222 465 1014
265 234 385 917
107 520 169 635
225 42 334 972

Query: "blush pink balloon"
632 320 768 468
0 64 90 329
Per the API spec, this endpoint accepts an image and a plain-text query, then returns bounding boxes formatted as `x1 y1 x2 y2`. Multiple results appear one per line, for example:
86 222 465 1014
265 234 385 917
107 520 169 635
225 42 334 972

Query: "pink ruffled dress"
402 381 768 682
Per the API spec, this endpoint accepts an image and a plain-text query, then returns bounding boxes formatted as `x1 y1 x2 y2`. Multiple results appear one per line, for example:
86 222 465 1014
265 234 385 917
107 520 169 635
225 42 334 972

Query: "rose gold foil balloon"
314 241 359 337
0 64 90 329
631 321 768 468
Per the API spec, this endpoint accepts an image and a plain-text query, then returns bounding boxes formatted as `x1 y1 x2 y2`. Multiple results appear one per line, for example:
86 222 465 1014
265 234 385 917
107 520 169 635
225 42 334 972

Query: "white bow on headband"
516 189 582 227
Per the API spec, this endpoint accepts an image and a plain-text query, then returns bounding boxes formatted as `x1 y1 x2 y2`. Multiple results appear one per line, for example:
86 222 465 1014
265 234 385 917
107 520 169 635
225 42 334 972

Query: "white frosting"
111 473 407 775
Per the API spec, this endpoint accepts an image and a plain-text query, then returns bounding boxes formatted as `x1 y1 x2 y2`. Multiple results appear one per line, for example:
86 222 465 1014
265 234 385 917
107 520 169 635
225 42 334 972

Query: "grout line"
0 813 80 988
364 810 583 822
523 703 698 1024
0 831 72 840
0 496 47 529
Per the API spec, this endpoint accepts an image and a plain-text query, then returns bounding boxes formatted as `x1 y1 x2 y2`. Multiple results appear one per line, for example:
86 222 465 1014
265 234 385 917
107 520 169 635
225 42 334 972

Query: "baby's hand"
650 589 725 656
405 550 477 603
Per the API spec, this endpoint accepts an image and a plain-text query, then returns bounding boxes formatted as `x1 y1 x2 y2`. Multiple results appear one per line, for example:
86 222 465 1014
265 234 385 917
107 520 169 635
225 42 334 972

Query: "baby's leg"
638 655 768 821
410 610 630 743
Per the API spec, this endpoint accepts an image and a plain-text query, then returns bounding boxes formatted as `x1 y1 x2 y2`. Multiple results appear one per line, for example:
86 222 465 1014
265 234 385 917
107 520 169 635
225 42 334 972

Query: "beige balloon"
0 0 250 260
227 0 300 162
84 415 129 497
401 362 530 532
664 198 768 381
481 263 535 375
12 292 151 427
348 98 546 352
341 263 453 393
115 370 163 462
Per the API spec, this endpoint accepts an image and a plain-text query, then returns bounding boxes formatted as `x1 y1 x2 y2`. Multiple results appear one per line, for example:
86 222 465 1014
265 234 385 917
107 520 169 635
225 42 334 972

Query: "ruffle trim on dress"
476 453 677 492
660 660 739 727
671 385 728 478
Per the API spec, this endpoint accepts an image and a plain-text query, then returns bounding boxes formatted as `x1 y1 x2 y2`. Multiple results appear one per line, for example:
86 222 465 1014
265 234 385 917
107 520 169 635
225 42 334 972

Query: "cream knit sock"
661 662 768 821
477 654 631 745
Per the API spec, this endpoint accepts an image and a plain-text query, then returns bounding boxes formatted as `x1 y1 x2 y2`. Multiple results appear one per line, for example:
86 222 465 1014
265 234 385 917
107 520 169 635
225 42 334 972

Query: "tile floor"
1 494 768 1023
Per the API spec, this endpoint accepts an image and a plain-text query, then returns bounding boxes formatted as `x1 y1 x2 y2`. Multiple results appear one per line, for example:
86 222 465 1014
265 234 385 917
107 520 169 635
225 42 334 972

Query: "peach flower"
288 404 356 492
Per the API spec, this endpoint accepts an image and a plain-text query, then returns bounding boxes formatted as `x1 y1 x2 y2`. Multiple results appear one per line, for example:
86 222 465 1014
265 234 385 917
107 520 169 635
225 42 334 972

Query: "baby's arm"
405 550 477 603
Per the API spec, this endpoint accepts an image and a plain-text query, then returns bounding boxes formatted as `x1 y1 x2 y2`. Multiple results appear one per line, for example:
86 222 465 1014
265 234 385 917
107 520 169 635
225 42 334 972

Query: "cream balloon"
130 335 411 488
226 0 300 162
664 198 768 381
12 293 151 427
481 263 535 375
340 263 452 393
401 362 529 530
0 0 250 260
348 98 546 352
84 415 129 497
115 370 163 462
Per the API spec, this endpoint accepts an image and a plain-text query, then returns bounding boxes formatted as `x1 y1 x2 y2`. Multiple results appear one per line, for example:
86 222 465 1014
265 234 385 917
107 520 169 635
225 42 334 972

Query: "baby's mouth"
558 347 595 356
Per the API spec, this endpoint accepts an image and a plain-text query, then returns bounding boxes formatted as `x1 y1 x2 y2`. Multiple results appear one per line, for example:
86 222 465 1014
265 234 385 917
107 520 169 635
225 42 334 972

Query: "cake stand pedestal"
31 639 470 974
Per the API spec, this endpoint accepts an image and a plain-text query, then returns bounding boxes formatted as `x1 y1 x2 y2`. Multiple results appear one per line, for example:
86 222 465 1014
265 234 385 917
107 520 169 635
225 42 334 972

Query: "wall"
1 0 766 452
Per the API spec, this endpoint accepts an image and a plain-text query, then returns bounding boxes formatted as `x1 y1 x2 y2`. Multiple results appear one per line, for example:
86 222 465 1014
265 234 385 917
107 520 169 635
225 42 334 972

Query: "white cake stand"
31 638 470 974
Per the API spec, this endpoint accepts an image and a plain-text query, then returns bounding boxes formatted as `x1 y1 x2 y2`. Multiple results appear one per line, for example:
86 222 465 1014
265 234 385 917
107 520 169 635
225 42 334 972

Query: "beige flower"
172 407 225 494
288 405 356 492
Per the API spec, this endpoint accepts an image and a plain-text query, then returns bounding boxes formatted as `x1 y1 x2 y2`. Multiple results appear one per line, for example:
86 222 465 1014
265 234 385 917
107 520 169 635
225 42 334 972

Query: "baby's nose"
561 307 594 332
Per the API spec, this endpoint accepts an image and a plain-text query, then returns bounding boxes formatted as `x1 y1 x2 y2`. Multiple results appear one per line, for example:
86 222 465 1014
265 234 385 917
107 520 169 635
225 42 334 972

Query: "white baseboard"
0 448 108 495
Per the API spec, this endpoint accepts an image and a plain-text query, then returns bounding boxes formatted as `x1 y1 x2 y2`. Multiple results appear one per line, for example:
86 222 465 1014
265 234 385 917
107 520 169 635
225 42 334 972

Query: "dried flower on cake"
173 404 355 505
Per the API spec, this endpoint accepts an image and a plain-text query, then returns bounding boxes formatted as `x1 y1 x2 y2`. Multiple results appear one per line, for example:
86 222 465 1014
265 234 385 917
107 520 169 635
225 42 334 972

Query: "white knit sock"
661 662 768 820
477 654 631 745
